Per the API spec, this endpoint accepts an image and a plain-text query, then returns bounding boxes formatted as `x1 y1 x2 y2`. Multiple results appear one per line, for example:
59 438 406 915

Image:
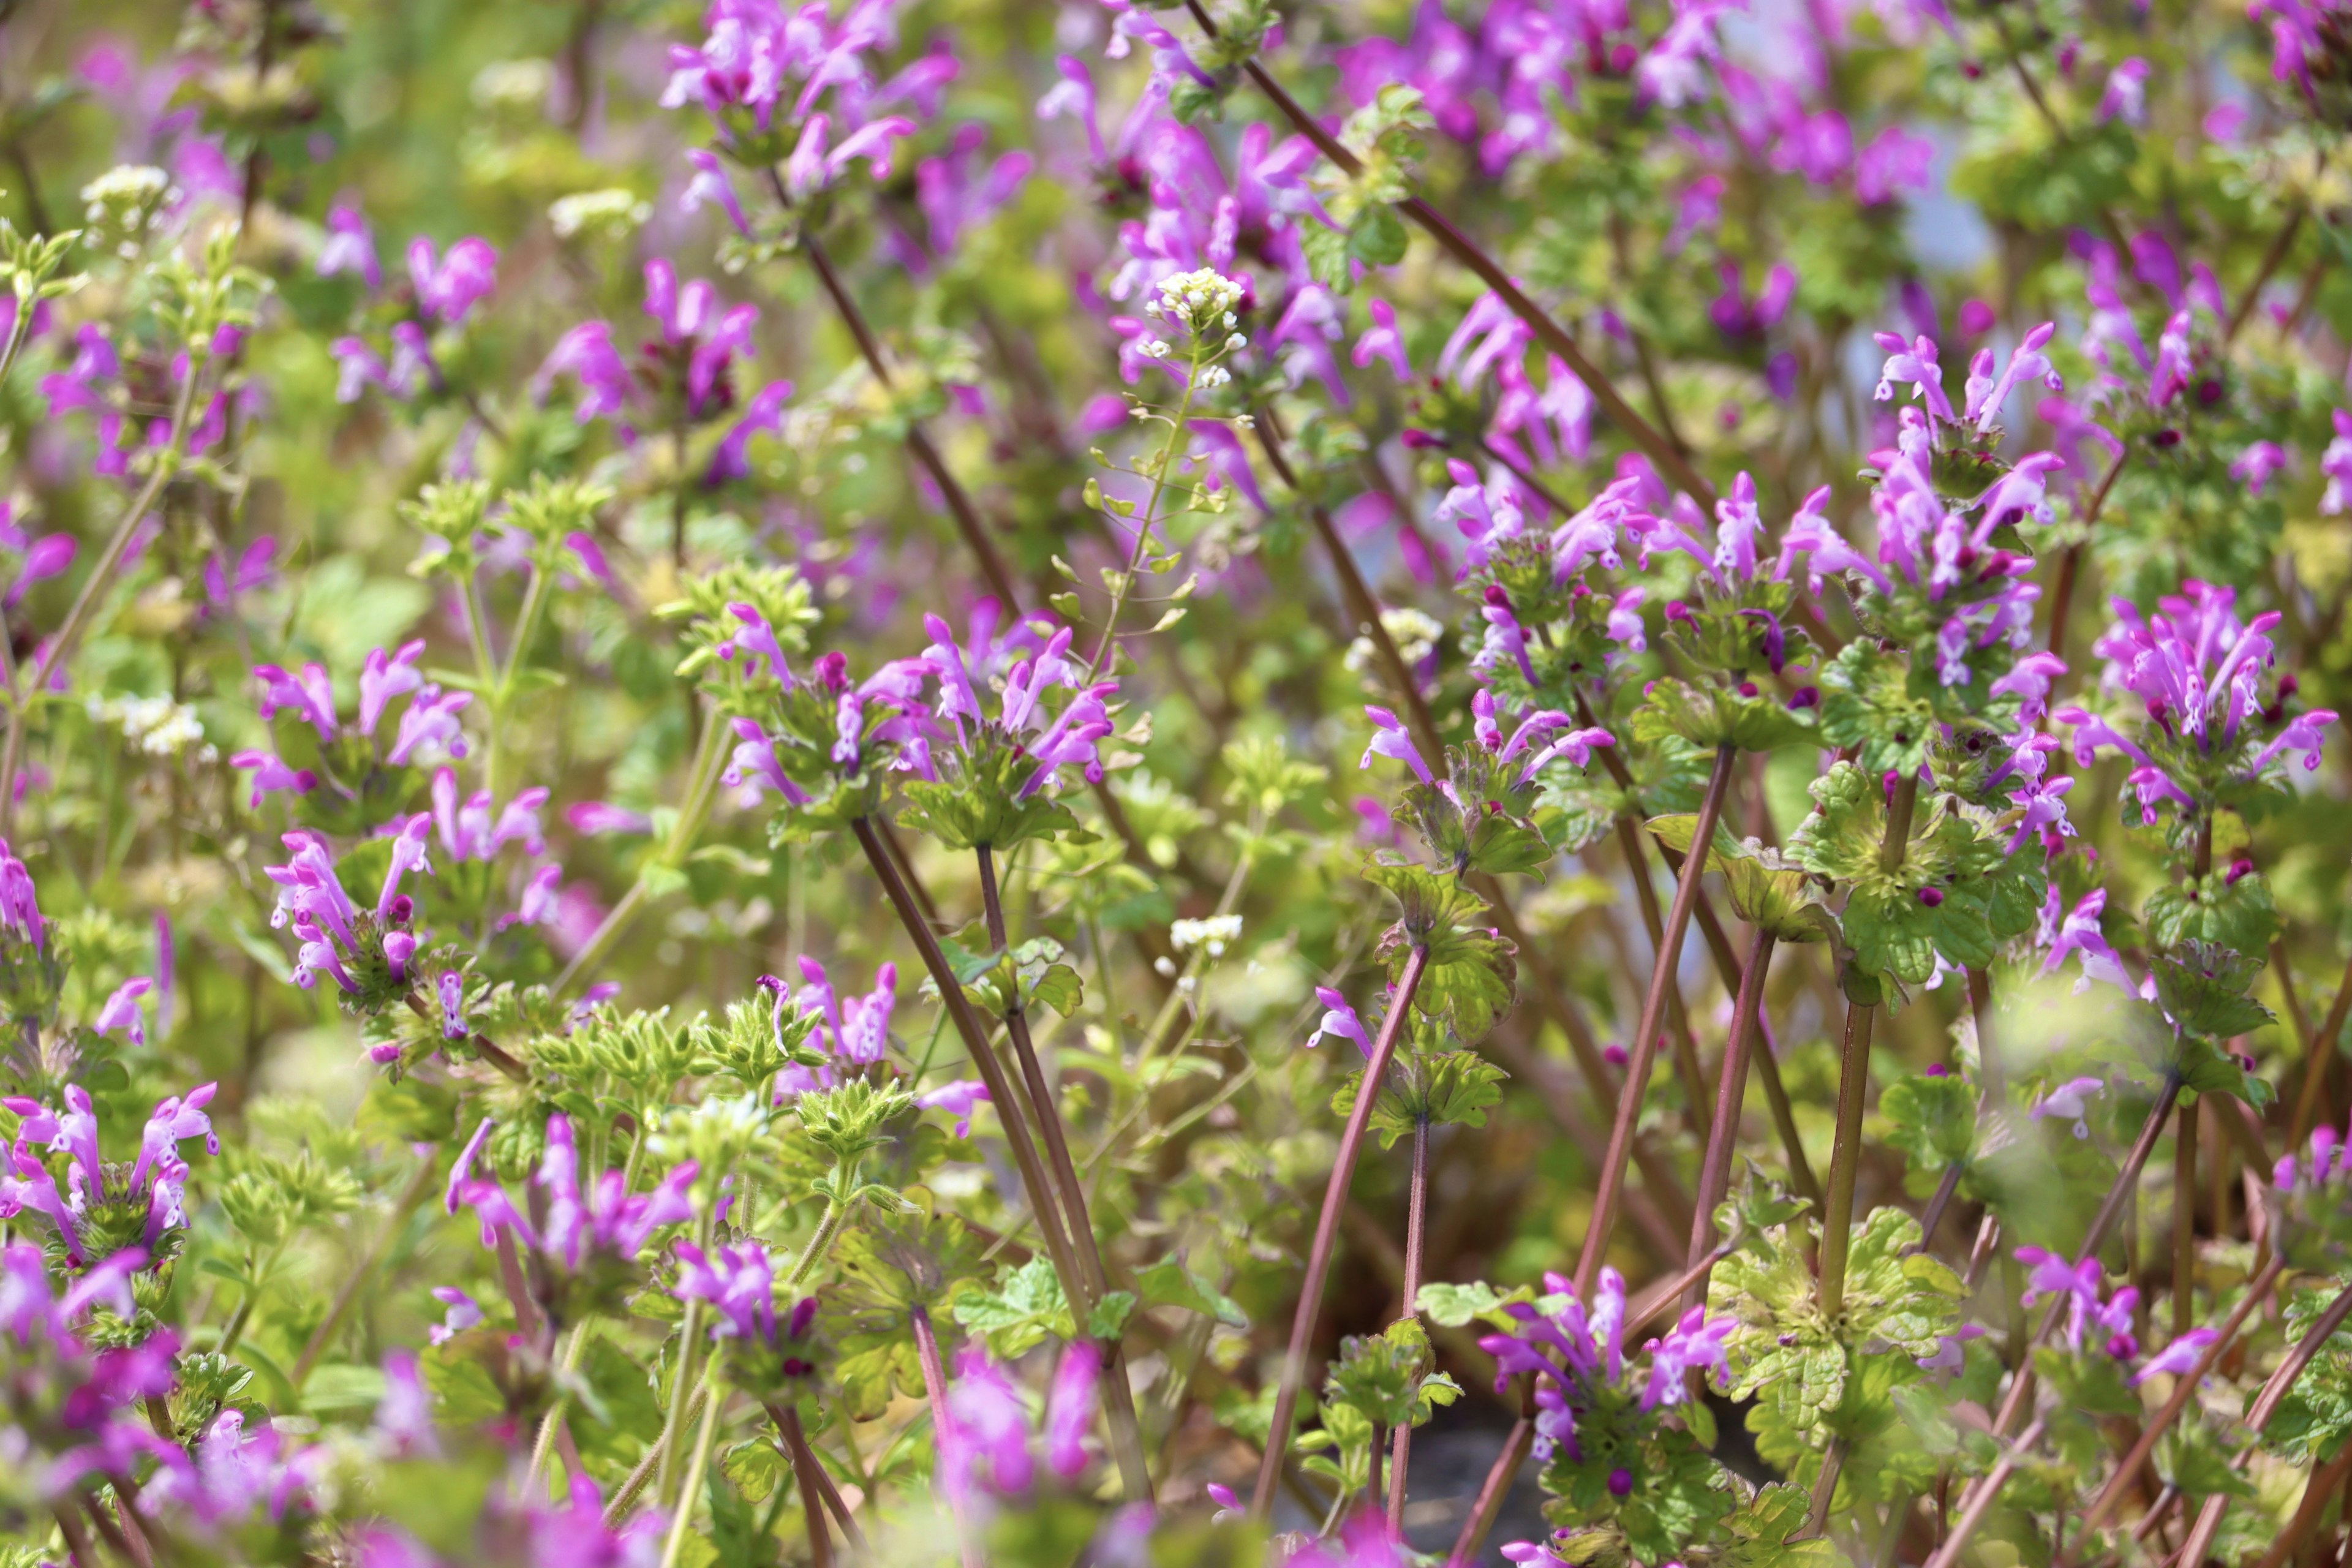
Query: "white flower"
1170 914 1244 957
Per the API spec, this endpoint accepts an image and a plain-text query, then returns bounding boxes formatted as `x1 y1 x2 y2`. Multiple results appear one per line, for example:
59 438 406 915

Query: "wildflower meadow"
2 0 2351 1563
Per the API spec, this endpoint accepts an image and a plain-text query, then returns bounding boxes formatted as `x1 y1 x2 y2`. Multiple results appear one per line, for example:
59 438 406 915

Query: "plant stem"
657 1212 716 1506
2044 449 2129 663
1387 1114 1433 1532
605 1381 704 1526
769 168 1020 608
1248 943 1433 1521
553 711 728 995
1446 1413 1534 1566
0 363 202 831
2174 1095 2200 1342
1920 1417 2046 1568
1793 1434 1847 1542
852 815 1153 1502
2287 948 2352 1152
774 1404 834 1567
1819 769 1920 1317
660 1374 726 1568
1815 998 1877 1320
290 1156 438 1390
2252 1441 2352 1568
1181 2 1713 507
767 1401 867 1554
1578 743 1738 1297
975 846 1104 1300
1250 405 1444 764
2076 1254 2285 1537
1685 931 1777 1311
526 1321 595 1491
911 1304 987 1568
2155 1281 2352 1567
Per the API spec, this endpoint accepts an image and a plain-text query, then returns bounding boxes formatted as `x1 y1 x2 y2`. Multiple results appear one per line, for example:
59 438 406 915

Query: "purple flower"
428 769 548 862
536 320 633 424
407 236 499 325
231 750 318 809
1360 706 1434 786
671 1237 803 1350
2041 887 2135 997
567 801 653 837
2015 1246 2139 1357
427 1287 481 1346
1873 331 1954 423
916 1080 990 1137
1962 323 2063 431
254 659 339 738
794 956 897 1065
2131 1327 2218 1386
2321 410 2352 516
1638 1306 1733 1411
1479 1267 1632 1462
682 148 755 237
1352 298 1412 382
456 1113 698 1273
437 971 468 1041
1306 987 1373 1058
1471 690 1611 788
2030 1074 2107 1139
2098 58 2152 126
318 202 382 287
2230 441 2288 497
1044 1340 1099 1480
0 837 45 951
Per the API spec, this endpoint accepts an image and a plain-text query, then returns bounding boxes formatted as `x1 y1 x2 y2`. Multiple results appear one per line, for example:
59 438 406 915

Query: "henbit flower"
567 801 654 837
1306 987 1374 1058
1352 297 1412 382
407 236 499 325
916 1080 990 1137
1359 706 1433 785
1471 690 1613 790
673 1237 818 1362
318 202 382 288
2015 1246 2140 1357
455 1113 698 1274
1640 1306 1735 1411
2031 1075 2107 1139
428 769 549 863
0 837 46 949
1873 331 1955 423
2131 1327 2219 1386
794 956 898 1065
2230 440 2288 497
2099 57 2153 126
254 659 339 739
230 750 318 809
93 978 154 1047
2 1082 217 1264
1479 1267 1642 1463
2322 410 2352 516
428 1286 482 1346
939 1343 1036 1503
536 320 633 424
1962 322 2063 431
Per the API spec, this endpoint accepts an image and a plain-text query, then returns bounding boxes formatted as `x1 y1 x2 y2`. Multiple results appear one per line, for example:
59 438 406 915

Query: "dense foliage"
2 0 2352 1562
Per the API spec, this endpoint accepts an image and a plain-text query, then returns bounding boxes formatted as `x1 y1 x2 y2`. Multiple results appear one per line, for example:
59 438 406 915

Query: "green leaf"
1088 1291 1138 1340
1136 1259 1249 1327
951 1256 1076 1357
2151 940 2275 1040
1632 677 1818 753
1414 1280 1536 1329
1880 1072 1977 1176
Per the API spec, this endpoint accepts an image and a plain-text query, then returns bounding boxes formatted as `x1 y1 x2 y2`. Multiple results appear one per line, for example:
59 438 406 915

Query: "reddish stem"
1577 744 1738 1297
1684 930 1777 1310
1249 944 1434 1521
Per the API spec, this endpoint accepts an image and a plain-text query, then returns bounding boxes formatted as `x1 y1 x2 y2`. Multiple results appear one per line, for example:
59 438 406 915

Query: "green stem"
657 1210 717 1506
1079 353 1202 684
554 712 729 995
0 362 203 830
660 1374 727 1568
